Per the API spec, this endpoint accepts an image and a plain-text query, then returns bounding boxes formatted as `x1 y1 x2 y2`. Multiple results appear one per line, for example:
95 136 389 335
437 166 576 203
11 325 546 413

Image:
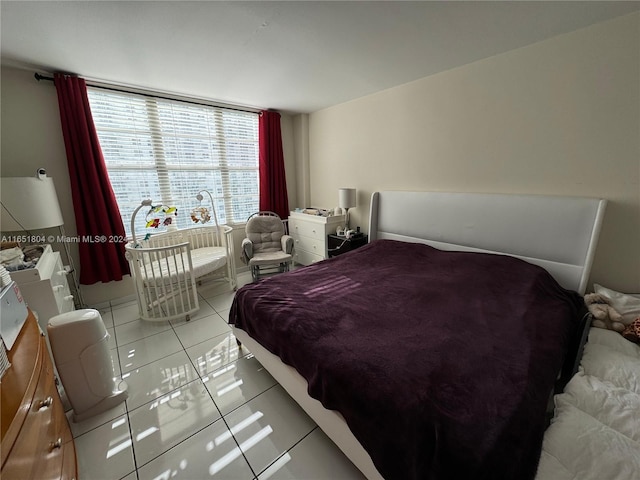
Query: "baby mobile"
129 199 178 246
190 203 210 224
146 205 178 229
190 190 219 227
191 189 222 244
129 191 219 247
142 204 178 240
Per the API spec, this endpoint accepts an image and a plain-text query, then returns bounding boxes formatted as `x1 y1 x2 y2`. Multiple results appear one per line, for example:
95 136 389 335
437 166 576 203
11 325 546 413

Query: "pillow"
622 318 640 344
594 284 640 325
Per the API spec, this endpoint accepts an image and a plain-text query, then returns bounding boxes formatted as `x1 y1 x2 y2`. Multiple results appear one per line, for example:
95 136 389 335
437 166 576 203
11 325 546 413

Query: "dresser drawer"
289 219 325 242
1 312 77 480
2 346 65 479
292 234 324 257
294 249 325 266
288 213 345 266
8 245 54 284
43 353 73 447
60 441 77 480
50 255 74 316
14 250 75 333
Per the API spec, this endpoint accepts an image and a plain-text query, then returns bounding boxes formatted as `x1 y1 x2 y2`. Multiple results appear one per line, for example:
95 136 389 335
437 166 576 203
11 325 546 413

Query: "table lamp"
338 188 356 230
1 173 64 231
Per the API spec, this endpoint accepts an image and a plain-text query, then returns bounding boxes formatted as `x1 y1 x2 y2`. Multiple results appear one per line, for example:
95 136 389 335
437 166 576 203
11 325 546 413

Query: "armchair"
241 211 294 281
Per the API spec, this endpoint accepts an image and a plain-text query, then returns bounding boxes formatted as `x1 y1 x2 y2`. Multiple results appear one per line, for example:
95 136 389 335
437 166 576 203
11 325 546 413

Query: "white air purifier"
48 309 128 422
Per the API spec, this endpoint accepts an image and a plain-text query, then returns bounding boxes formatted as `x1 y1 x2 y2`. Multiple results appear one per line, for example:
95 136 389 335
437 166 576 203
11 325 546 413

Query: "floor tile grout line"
110 302 141 479
230 383 318 480
125 303 256 477
78 303 139 479
89 281 261 479
118 326 239 413
254 426 319 479
115 311 227 351
203 383 259 479
120 305 202 477
118 346 185 377
131 419 224 473
170 313 270 479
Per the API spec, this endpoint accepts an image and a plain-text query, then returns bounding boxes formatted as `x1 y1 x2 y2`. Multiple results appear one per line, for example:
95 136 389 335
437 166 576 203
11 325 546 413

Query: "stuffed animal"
584 293 626 332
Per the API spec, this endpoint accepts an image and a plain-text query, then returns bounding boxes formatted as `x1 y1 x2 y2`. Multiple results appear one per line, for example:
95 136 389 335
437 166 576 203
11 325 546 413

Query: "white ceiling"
2 1 639 113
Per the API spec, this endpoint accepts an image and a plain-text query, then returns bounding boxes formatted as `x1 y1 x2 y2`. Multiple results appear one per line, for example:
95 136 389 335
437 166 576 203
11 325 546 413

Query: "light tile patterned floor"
69 271 366 480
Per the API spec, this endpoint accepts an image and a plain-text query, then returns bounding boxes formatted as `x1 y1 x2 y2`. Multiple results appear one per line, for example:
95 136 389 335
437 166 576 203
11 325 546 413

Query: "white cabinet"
288 212 346 265
9 245 75 332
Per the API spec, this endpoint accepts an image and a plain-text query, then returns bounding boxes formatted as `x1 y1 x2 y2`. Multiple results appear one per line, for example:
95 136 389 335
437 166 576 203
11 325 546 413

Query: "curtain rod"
34 72 262 114
34 72 54 82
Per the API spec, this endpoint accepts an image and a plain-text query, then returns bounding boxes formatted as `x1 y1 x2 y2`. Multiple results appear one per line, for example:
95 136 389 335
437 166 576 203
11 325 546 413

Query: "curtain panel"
54 73 130 284
258 110 289 220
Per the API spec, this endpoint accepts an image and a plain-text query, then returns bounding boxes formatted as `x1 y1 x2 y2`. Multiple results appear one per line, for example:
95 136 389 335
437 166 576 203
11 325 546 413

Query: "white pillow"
594 283 640 325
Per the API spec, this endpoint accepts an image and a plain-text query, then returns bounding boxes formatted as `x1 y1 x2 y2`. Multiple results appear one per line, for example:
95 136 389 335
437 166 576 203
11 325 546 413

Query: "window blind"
87 88 259 237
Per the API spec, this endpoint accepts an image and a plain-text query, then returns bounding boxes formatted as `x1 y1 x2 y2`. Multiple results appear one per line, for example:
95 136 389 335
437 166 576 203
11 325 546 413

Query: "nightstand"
327 234 368 258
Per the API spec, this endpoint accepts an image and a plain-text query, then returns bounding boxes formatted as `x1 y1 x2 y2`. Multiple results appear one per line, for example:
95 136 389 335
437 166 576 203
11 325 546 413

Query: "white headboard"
369 191 606 295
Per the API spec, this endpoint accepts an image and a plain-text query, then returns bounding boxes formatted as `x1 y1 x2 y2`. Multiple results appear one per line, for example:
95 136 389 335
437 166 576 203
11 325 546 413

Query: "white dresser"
288 212 346 265
9 245 75 333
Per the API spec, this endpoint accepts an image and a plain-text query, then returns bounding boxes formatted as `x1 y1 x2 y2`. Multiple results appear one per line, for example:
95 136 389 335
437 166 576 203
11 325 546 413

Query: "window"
87 88 259 237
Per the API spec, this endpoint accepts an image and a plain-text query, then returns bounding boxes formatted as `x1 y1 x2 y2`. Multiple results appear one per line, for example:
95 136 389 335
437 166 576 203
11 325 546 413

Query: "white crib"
125 224 237 322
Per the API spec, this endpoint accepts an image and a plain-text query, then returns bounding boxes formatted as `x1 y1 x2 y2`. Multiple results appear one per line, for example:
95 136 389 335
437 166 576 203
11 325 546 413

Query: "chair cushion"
248 251 293 267
246 216 285 254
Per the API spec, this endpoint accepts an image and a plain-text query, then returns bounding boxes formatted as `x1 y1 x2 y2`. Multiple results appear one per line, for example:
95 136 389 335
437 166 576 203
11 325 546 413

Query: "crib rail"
125 241 199 322
145 225 224 250
144 225 236 290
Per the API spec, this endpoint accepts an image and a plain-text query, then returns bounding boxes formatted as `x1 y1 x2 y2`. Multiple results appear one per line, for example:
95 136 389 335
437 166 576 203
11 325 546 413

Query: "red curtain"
258 110 289 219
54 74 130 284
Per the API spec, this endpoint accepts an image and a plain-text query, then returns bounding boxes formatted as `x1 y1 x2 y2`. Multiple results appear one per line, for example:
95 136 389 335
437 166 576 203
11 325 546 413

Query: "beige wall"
306 13 640 293
1 66 298 304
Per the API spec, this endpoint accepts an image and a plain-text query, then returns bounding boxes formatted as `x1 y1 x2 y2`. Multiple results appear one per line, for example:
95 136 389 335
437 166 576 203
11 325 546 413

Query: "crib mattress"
140 246 228 285
191 246 228 277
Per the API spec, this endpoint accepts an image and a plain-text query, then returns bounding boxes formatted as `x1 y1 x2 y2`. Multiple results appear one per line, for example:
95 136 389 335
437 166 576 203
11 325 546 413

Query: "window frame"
87 86 260 238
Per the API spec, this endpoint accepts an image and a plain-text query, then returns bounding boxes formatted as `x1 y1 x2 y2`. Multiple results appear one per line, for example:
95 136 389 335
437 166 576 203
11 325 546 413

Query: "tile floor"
68 271 366 480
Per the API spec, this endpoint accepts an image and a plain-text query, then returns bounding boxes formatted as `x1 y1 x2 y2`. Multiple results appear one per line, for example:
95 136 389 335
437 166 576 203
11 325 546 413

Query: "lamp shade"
1 176 64 231
338 188 356 209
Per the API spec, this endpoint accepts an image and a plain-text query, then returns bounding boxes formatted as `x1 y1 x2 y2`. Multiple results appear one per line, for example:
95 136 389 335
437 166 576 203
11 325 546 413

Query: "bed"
229 191 608 480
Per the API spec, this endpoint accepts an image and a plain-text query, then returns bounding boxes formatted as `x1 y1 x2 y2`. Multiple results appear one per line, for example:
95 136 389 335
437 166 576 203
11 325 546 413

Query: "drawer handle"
64 295 74 301
57 270 68 276
38 396 54 410
49 438 63 451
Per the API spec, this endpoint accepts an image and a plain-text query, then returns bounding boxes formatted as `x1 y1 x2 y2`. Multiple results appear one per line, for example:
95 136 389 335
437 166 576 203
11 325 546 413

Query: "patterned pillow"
622 317 640 344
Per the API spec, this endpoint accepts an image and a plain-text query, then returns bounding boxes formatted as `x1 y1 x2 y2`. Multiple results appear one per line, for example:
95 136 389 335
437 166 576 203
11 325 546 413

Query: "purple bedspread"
229 240 583 480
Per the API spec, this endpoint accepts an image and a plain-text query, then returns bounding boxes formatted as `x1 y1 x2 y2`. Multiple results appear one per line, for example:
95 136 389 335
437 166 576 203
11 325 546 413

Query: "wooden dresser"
1 310 77 479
